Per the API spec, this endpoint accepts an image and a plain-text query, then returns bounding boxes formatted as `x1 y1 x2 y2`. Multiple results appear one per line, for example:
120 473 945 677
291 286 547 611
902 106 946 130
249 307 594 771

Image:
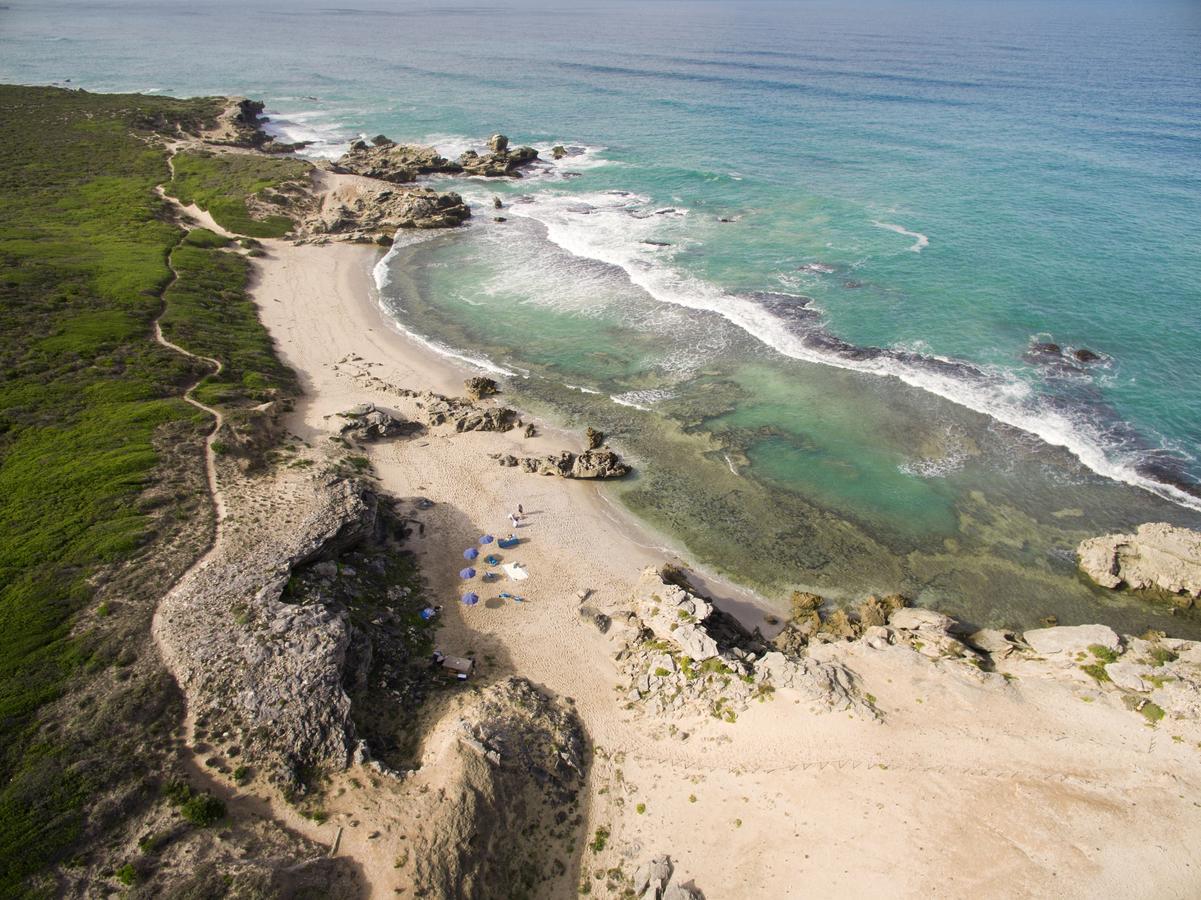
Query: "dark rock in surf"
1074 348 1102 363
458 137 540 177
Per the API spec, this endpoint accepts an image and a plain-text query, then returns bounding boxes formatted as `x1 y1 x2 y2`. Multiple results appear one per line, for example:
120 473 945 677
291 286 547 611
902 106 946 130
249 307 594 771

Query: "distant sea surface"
6 0 1201 633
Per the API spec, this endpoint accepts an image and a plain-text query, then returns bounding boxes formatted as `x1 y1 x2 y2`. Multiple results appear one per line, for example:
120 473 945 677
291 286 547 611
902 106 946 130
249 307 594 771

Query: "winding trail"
146 154 356 874
153 315 227 525
152 147 236 526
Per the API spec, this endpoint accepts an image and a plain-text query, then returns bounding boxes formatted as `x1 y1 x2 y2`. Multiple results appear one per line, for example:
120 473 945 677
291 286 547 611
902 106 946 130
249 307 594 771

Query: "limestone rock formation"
208 98 309 153
1078 523 1201 601
155 479 379 788
616 569 871 719
332 139 463 183
516 448 630 479
1023 624 1122 656
309 185 470 238
422 393 517 432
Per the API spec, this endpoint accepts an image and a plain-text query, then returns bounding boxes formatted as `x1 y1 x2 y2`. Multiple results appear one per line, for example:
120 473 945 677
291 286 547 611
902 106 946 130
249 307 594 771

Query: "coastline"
238 230 1201 898
262 233 784 635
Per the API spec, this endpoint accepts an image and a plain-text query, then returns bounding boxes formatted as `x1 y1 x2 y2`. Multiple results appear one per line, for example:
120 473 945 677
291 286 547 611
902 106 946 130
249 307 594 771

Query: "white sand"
242 237 1201 899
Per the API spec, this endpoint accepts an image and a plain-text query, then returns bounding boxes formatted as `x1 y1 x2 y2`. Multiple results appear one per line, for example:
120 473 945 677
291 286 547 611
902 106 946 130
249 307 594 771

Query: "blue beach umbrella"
463 547 479 560
479 534 494 545
461 592 480 606
459 567 476 580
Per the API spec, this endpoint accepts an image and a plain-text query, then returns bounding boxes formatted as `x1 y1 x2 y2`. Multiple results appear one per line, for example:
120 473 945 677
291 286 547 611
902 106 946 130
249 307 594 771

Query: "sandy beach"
221 234 1201 898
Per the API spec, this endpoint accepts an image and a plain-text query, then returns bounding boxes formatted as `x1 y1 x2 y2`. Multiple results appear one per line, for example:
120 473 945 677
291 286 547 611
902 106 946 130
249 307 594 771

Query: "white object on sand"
503 562 529 581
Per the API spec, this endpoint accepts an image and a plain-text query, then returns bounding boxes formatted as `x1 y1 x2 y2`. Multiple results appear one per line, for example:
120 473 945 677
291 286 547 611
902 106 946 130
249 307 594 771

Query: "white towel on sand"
502 562 529 581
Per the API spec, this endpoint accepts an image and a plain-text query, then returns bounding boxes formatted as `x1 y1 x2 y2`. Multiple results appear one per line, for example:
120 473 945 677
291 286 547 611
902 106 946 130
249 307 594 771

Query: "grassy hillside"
0 85 294 895
167 149 310 238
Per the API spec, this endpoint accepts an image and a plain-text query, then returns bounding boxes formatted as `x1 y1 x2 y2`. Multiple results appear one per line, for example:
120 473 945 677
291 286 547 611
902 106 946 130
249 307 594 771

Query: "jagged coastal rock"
463 376 499 400
209 97 308 153
308 184 470 238
516 448 631 479
337 402 412 441
457 133 540 177
611 569 870 720
1078 522 1201 602
422 393 517 432
332 138 463 182
332 132 538 181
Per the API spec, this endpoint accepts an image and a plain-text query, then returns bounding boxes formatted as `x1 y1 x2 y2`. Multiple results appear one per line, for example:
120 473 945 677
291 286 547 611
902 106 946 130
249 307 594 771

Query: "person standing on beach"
509 512 520 529
517 503 524 519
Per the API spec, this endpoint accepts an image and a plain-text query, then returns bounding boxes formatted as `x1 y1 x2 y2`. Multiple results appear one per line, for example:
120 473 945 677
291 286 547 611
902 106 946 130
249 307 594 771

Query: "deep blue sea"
5 0 1201 632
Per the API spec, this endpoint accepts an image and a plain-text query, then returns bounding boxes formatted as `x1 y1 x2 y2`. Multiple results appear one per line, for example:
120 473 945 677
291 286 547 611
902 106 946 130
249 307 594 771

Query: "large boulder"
1023 624 1121 656
1078 523 1201 599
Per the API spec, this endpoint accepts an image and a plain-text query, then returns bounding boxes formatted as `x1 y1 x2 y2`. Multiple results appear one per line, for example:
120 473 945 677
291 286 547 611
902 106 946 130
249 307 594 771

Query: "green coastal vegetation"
0 85 299 895
166 149 309 238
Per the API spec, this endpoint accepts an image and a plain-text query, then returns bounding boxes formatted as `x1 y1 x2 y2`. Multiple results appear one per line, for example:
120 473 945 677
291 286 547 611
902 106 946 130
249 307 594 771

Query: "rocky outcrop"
408 677 585 899
421 393 517 432
154 478 379 789
336 402 413 441
308 185 470 239
457 134 539 177
585 426 604 449
516 448 631 479
1078 523 1201 603
614 569 871 720
209 98 308 153
331 138 463 183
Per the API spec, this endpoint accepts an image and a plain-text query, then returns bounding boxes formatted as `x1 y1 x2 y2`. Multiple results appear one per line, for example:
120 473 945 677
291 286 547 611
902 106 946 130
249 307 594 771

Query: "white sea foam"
263 108 351 159
872 220 929 253
504 189 1201 512
611 389 674 411
565 383 602 395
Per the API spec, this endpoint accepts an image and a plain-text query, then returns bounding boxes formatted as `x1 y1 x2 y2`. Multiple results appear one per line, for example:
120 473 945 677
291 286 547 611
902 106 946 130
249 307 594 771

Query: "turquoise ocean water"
5 0 1201 633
